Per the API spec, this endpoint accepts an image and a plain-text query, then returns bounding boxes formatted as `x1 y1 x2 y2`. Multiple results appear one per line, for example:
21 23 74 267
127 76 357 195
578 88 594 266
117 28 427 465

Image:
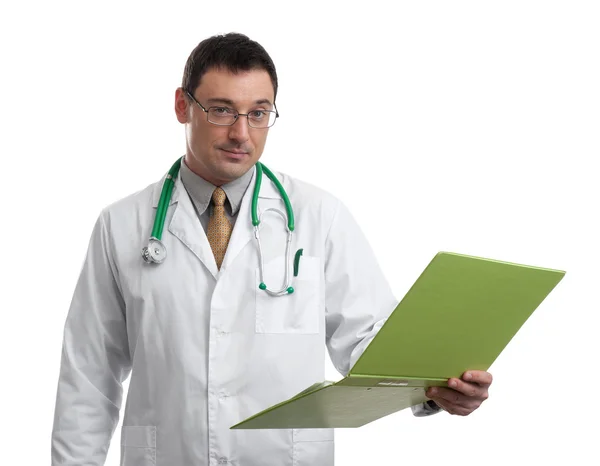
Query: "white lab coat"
51 163 400 466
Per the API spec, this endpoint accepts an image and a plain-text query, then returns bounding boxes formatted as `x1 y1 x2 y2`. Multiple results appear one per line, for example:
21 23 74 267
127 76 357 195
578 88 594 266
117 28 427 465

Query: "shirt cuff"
412 400 442 417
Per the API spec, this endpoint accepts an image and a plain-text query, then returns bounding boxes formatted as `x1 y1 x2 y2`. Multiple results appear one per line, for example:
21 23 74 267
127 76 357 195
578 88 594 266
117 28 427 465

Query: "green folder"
231 251 565 429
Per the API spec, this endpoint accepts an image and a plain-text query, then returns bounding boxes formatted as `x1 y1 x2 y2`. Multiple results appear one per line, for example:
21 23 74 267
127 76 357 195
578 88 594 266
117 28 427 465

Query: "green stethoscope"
141 158 303 296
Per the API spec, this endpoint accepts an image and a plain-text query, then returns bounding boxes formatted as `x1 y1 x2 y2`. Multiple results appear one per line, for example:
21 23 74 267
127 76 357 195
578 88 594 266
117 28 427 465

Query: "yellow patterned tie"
207 187 233 269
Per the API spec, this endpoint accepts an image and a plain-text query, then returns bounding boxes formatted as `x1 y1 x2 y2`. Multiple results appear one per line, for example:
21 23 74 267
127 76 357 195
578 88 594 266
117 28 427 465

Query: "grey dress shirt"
179 158 254 232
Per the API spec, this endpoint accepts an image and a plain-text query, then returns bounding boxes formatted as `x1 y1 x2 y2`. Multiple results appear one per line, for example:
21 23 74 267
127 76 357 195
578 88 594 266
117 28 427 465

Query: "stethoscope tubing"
143 158 299 296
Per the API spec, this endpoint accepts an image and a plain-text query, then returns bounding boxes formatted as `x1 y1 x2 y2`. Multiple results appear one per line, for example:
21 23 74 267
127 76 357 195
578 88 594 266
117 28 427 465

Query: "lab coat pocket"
255 255 321 334
293 428 334 466
121 426 156 466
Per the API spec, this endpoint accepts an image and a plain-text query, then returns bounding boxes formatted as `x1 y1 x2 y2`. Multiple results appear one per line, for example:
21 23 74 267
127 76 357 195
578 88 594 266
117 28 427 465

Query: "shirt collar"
179 159 254 216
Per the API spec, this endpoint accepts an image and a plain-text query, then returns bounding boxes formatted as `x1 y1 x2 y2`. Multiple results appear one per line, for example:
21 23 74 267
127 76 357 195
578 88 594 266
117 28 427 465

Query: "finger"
447 378 488 399
431 394 483 415
433 398 471 416
462 370 493 386
427 386 471 406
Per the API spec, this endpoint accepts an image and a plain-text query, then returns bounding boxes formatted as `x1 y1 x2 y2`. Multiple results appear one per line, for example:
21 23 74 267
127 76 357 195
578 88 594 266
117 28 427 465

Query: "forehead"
195 68 275 104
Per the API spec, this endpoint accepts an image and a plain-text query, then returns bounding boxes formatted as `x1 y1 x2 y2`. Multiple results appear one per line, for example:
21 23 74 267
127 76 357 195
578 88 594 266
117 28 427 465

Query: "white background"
1 1 599 464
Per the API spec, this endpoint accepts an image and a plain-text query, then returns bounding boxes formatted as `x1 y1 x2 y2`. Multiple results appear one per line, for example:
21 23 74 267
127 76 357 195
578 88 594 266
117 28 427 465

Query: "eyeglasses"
186 91 279 128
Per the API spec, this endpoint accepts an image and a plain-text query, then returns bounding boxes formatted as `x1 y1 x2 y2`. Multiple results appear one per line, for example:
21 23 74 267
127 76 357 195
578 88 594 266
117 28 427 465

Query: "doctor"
51 33 493 466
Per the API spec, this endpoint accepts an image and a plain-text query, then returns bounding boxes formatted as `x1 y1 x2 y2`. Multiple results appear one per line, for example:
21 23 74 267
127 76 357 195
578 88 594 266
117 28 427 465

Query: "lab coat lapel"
220 164 281 272
155 174 219 279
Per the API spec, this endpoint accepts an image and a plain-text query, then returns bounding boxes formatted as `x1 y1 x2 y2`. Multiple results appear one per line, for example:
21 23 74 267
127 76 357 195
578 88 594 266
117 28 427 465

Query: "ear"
174 87 189 124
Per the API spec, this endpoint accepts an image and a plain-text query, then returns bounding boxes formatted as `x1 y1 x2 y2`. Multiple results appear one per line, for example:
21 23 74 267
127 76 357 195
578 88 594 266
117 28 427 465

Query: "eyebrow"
206 97 273 107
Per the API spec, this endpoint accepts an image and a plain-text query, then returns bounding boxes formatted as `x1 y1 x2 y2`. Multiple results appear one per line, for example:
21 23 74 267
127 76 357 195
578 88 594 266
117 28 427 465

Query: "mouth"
219 148 250 160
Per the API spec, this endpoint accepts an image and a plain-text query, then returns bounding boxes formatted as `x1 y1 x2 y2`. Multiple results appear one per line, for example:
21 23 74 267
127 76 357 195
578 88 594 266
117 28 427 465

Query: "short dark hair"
182 33 278 100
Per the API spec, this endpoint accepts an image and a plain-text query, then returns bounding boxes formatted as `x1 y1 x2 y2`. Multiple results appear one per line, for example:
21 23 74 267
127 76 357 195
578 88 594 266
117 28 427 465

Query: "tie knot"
212 187 227 207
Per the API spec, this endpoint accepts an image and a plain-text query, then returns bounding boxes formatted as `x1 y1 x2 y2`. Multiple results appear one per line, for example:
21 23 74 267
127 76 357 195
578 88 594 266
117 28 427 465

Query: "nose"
227 115 250 144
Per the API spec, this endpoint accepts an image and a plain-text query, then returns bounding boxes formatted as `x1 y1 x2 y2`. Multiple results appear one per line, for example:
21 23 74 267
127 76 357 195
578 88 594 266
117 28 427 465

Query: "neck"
183 155 230 186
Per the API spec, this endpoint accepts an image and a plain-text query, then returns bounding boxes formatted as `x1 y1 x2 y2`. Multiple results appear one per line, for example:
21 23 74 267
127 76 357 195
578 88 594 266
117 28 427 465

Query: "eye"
249 110 266 119
213 107 235 115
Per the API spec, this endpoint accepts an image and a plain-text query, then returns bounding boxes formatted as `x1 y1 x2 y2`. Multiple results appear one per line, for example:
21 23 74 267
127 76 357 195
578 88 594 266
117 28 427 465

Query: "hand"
425 370 492 416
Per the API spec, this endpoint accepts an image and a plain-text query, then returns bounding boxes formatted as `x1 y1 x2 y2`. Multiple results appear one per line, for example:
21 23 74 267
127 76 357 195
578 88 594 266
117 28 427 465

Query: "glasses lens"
248 110 277 128
207 107 237 125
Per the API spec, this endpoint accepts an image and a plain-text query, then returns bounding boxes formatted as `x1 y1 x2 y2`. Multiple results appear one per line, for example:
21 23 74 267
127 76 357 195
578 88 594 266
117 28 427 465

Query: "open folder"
231 251 565 429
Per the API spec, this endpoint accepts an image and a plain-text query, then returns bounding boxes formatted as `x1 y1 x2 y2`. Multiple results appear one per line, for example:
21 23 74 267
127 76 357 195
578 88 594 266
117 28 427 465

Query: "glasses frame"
185 90 279 128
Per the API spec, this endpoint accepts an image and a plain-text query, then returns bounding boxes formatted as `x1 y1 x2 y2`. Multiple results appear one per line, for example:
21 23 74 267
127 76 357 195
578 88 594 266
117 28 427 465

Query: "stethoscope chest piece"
142 238 167 264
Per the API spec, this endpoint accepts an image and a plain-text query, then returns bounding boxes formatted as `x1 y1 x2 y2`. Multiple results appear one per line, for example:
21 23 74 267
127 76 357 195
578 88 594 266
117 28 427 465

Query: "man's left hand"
425 370 493 416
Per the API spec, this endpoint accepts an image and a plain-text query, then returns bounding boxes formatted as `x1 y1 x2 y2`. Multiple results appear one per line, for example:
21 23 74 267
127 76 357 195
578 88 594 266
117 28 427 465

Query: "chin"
217 163 253 181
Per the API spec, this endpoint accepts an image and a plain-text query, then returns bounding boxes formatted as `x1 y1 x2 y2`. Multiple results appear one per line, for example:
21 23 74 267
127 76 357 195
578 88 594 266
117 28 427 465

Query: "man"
51 33 492 466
